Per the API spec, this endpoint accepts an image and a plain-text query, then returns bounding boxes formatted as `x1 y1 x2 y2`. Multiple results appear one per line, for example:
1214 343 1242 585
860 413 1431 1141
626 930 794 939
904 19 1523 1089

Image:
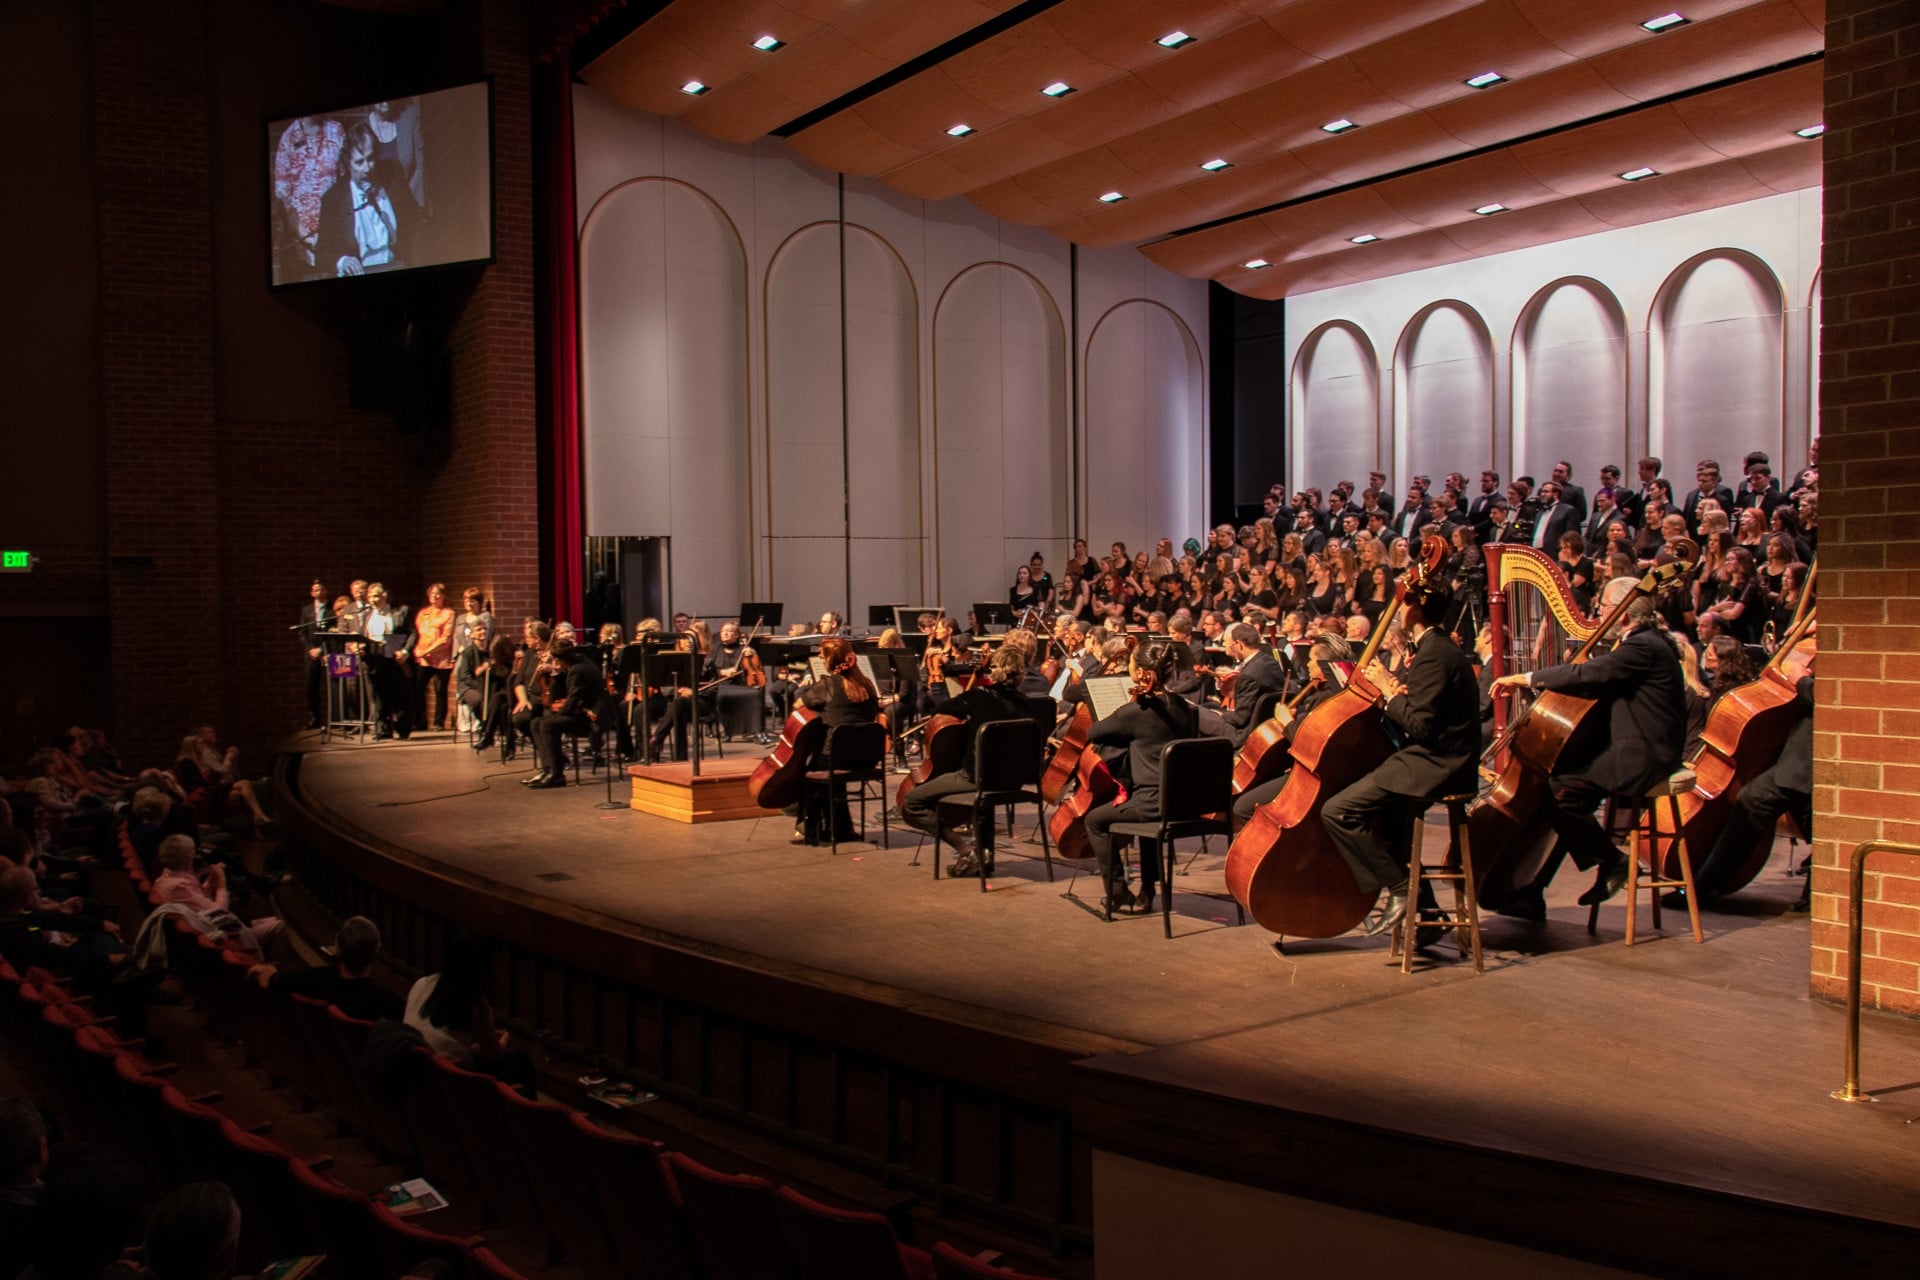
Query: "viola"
1040 702 1091 806
747 709 828 809
1047 744 1127 861
895 713 967 811
1224 535 1447 938
1468 559 1689 907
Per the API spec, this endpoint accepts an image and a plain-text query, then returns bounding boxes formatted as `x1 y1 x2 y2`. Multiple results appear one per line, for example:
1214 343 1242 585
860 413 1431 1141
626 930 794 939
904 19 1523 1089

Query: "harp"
1483 545 1602 735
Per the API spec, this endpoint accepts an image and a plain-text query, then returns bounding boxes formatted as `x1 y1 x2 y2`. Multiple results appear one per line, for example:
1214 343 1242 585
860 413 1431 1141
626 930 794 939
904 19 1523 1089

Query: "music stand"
973 602 1016 634
740 602 783 632
634 643 703 775
894 605 944 635
868 604 905 631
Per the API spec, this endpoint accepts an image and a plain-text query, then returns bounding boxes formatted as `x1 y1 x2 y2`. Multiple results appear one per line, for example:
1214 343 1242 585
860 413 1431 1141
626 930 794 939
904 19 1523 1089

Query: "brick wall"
1810 0 1920 1012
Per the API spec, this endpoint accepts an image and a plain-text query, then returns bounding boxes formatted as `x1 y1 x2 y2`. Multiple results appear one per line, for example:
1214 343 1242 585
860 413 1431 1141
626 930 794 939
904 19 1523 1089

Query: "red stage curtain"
535 0 630 63
536 59 584 625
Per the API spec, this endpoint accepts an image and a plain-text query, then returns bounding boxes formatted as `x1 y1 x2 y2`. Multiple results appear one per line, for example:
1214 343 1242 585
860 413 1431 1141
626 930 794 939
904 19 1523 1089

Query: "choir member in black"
508 620 551 761
1490 597 1688 917
705 621 768 742
1081 644 1201 915
526 635 602 789
1218 623 1289 747
1322 588 1482 938
1686 671 1813 909
298 578 335 728
900 647 1033 874
1228 636 1353 830
791 638 883 845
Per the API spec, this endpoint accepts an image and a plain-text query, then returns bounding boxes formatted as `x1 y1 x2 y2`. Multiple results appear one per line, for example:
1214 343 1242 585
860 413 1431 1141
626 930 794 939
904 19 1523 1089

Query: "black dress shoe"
948 850 979 877
1496 890 1547 922
1104 885 1136 916
1121 888 1157 915
521 772 552 786
1578 851 1630 907
1361 886 1410 937
531 775 567 789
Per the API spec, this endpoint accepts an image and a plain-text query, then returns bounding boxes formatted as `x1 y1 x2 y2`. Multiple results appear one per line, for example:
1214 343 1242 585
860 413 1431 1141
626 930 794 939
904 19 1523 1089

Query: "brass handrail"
1833 839 1920 1103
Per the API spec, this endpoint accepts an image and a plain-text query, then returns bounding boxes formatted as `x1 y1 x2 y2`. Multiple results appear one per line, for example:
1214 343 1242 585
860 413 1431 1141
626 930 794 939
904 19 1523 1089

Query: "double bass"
1468 560 1688 906
1651 562 1817 888
1224 536 1447 937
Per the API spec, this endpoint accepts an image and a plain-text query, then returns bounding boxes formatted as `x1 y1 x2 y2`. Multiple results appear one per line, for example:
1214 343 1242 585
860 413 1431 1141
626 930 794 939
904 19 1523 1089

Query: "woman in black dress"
793 637 882 844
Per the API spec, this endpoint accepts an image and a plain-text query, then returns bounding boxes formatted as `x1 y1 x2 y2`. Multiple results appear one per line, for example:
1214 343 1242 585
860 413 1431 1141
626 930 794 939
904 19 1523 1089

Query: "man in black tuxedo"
1584 486 1627 549
1082 645 1201 915
1295 508 1327 558
527 635 604 788
1467 470 1503 535
360 582 414 739
1682 460 1736 526
297 578 336 729
1549 460 1587 522
1322 589 1481 937
1491 597 1687 914
1733 461 1783 517
1389 484 1429 542
1218 623 1288 748
1529 481 1581 554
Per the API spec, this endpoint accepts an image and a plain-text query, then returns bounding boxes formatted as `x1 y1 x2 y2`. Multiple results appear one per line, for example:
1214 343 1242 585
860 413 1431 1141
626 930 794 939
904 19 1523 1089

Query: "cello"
1225 535 1447 937
1651 562 1817 888
1040 702 1091 805
894 713 967 812
1467 560 1688 906
747 708 828 809
1230 673 1320 796
1047 662 1166 861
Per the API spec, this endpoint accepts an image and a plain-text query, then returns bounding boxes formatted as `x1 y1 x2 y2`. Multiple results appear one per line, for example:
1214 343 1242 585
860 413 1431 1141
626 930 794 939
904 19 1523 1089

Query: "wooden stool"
1391 792 1483 974
1588 769 1703 945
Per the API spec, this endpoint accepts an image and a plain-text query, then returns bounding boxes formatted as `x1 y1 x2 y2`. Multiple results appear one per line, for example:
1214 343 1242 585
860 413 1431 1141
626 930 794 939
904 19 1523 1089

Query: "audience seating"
774 1185 936 1280
291 991 377 1137
668 1151 799 1280
930 1243 1050 1279
421 1050 543 1230
492 1080 618 1265
565 1111 696 1280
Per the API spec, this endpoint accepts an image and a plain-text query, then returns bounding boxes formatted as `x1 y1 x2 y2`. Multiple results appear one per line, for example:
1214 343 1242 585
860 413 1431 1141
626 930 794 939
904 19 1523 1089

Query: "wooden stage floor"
290 733 1920 1270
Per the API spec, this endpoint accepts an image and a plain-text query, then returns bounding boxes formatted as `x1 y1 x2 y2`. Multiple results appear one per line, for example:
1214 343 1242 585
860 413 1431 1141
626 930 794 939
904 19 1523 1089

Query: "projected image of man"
317 123 402 277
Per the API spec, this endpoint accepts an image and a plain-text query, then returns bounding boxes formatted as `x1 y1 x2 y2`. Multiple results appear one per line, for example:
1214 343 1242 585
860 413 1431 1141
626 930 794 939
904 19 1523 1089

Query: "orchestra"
290 444 1816 949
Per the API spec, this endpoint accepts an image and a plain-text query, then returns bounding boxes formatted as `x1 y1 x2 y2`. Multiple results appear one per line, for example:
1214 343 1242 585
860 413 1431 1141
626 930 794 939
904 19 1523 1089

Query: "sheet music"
855 655 879 688
946 678 964 700
809 657 828 680
1085 676 1131 722
1049 669 1072 702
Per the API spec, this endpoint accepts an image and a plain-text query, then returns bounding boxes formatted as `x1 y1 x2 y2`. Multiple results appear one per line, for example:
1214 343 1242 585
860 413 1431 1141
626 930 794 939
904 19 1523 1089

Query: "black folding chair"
933 718 1053 890
804 721 890 855
1109 737 1242 937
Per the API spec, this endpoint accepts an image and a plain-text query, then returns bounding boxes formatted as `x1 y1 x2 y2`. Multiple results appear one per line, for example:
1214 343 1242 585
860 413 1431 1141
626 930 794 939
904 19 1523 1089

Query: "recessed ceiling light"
680 80 709 96
1156 31 1194 48
1041 81 1075 98
1243 258 1271 269
1640 12 1688 31
1098 191 1127 204
1199 158 1232 172
1349 234 1379 245
1619 166 1659 181
946 123 974 137
1321 118 1357 134
751 35 784 52
1474 202 1508 216
1464 71 1506 89
1795 123 1826 138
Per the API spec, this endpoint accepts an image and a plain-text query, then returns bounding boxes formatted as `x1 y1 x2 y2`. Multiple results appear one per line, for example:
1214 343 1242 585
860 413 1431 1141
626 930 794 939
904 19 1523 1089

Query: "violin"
1224 535 1448 938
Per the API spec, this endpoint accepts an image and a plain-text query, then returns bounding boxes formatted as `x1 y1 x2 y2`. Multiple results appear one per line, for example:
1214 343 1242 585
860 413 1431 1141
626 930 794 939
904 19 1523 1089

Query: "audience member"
247 914 401 1021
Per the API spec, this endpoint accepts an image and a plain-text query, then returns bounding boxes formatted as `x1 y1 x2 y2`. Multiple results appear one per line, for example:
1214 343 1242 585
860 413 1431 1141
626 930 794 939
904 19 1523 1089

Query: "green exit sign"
1 551 31 572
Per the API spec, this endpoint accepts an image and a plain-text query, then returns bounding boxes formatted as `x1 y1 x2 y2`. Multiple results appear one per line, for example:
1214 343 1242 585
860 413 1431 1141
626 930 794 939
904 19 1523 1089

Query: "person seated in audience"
0 865 128 979
19 1145 146 1280
173 728 271 832
153 835 282 945
0 1098 48 1280
140 1181 243 1280
404 934 534 1094
247 914 401 1022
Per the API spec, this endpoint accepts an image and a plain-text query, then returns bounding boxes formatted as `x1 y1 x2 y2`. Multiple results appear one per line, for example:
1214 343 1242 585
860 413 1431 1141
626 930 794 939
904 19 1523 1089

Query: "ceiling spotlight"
1156 31 1194 48
1199 158 1232 172
751 35 785 51
1465 71 1506 89
1473 202 1508 215
1795 123 1826 138
946 123 975 137
1619 166 1659 181
680 80 709 96
1243 258 1271 269
1098 191 1127 203
1349 234 1379 244
1041 81 1075 98
1321 118 1357 134
1640 12 1688 31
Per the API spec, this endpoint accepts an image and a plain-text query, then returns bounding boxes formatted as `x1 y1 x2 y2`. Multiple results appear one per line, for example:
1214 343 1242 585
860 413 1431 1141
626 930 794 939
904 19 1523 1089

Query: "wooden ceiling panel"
1509 0 1763 57
1586 1 1821 101
884 118 1073 198
937 18 1126 113
1347 1 1569 111
1422 61 1633 147
1737 141 1824 193
1267 0 1482 61
1130 24 1322 108
1290 113 1477 186
1436 197 1612 253
1215 57 1405 146
1672 59 1824 155
1043 0 1254 67
1372 151 1559 226
1510 105 1723 194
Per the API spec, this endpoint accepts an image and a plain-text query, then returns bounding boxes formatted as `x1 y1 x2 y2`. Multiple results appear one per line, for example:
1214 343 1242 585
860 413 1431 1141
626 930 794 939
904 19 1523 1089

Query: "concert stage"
280 733 1920 1277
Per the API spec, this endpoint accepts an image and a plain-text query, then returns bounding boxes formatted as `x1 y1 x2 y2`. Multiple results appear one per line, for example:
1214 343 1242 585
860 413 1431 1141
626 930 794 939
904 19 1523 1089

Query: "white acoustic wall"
580 178 752 609
573 91 1206 623
1292 322 1381 488
1395 302 1494 489
1513 279 1629 489
1083 300 1204 565
932 264 1069 614
1650 250 1786 474
1283 190 1821 496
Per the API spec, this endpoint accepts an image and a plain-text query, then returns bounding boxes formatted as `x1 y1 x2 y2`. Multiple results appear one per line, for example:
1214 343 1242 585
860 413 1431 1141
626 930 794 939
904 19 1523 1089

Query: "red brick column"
1811 0 1920 1012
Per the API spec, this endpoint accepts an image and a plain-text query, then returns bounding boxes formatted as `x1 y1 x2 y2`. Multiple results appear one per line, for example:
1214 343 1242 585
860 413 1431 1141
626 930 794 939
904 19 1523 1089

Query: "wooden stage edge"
282 735 1920 1276
625 754 764 823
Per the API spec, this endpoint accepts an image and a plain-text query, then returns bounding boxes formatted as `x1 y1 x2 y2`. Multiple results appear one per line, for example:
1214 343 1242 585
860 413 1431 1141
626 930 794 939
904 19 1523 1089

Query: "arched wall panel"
1084 301 1205 566
1396 302 1494 487
1291 322 1379 493
580 178 751 616
1650 250 1785 476
843 227 924 607
1512 278 1629 490
765 223 847 609
933 264 1068 615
